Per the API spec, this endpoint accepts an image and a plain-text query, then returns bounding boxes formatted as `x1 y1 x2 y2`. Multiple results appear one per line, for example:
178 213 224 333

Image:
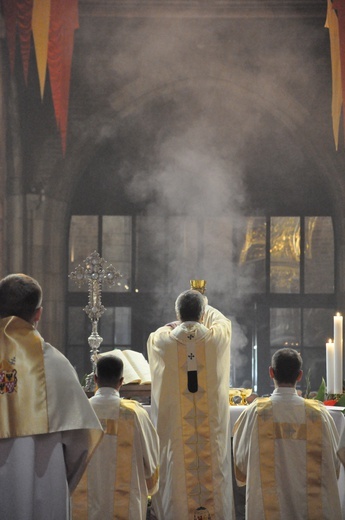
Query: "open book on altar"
100 349 151 385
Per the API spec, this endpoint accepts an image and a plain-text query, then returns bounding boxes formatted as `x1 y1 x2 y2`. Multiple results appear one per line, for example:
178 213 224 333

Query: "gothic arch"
39 73 345 346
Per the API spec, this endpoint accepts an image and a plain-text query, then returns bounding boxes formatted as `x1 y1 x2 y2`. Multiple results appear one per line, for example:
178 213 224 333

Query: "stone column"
39 197 69 353
0 18 9 277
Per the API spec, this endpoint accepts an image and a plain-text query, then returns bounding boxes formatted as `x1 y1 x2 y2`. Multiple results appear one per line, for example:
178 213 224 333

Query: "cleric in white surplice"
0 273 103 520
147 289 233 520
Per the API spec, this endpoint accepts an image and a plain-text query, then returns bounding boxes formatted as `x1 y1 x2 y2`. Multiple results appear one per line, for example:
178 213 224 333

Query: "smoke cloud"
71 11 331 384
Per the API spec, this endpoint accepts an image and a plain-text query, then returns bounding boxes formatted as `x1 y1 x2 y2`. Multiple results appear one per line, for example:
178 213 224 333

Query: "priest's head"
175 289 206 323
269 348 303 388
0 273 43 326
95 355 124 390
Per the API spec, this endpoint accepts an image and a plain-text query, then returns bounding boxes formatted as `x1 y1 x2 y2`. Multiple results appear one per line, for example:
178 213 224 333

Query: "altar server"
233 347 341 520
148 289 232 520
0 273 103 520
72 354 159 520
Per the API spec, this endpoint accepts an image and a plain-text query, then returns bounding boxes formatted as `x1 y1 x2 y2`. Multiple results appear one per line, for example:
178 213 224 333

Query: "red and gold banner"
48 0 79 156
1 0 79 155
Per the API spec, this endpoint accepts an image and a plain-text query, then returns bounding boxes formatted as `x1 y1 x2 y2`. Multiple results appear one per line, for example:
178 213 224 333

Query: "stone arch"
40 73 345 347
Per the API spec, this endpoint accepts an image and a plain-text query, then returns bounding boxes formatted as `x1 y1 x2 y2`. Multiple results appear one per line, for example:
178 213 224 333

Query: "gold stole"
257 398 323 518
146 465 159 495
177 339 214 516
113 400 136 519
0 316 48 438
98 400 136 520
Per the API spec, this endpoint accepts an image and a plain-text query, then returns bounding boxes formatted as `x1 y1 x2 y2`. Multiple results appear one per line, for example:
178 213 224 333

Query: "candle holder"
229 388 241 406
69 251 122 391
229 388 252 405
239 388 253 405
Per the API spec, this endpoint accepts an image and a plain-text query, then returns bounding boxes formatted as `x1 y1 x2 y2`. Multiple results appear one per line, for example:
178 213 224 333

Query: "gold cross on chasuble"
186 329 198 393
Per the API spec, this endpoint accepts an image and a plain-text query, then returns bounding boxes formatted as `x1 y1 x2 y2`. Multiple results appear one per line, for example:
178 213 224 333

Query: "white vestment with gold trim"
233 388 342 520
148 305 233 520
72 389 159 520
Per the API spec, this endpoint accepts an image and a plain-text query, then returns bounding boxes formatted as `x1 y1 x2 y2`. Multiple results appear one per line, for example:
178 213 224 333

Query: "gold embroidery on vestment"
178 339 215 516
0 316 48 438
257 398 323 518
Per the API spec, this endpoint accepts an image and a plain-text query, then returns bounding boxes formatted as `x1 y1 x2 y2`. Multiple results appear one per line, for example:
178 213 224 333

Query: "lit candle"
334 313 343 394
326 339 335 394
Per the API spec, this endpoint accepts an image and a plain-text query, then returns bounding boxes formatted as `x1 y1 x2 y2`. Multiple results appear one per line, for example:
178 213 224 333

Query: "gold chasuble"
72 394 159 520
256 398 323 519
233 390 342 520
148 304 232 520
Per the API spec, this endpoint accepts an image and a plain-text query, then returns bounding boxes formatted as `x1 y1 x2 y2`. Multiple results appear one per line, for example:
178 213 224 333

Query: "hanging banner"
32 0 51 97
331 0 345 148
48 0 79 155
1 0 79 156
326 0 342 149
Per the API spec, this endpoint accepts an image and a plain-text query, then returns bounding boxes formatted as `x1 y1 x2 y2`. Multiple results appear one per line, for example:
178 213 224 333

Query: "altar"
144 402 345 440
120 383 151 403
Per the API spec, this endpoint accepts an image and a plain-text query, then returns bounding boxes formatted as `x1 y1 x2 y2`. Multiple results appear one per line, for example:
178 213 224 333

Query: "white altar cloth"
144 404 345 440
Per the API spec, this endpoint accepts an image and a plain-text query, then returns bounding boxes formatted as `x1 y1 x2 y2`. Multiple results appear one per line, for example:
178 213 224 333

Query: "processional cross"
69 250 122 391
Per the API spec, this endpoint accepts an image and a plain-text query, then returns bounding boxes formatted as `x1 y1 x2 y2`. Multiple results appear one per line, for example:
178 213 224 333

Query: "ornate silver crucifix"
69 250 122 390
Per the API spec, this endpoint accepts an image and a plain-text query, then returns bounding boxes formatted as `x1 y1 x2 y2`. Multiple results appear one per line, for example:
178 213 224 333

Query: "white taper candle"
326 339 335 394
334 313 343 394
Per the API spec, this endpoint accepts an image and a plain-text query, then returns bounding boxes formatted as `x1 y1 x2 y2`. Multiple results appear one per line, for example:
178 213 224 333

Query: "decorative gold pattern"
256 398 323 518
239 216 319 291
0 359 17 394
178 339 214 516
229 388 252 405
0 316 48 438
113 401 136 520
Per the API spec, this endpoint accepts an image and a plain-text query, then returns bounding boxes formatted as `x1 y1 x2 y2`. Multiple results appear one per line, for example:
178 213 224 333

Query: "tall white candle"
326 339 335 394
334 313 343 394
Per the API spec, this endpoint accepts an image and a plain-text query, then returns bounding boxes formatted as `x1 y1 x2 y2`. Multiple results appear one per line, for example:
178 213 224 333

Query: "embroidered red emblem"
0 360 17 394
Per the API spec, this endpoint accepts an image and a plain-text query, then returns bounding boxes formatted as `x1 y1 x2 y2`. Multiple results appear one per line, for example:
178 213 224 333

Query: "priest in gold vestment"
148 289 233 520
233 348 342 520
0 274 103 520
72 354 160 520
